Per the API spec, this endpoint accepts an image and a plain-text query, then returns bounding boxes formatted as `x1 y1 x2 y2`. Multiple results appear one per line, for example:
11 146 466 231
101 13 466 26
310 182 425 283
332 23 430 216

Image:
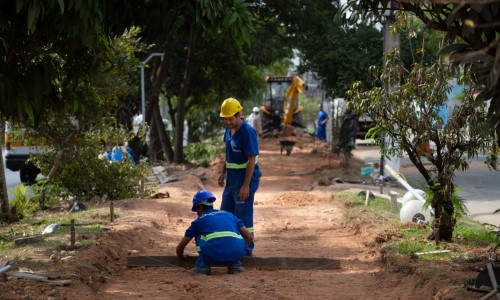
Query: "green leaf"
16 0 25 13
27 0 41 33
57 0 65 14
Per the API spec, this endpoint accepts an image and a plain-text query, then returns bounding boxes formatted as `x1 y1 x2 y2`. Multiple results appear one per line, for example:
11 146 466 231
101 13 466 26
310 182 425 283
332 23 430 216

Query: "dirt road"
1 137 478 299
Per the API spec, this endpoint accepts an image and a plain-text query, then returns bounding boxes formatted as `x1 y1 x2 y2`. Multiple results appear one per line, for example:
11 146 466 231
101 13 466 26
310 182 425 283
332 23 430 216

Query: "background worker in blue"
316 103 330 142
176 190 253 275
218 97 261 256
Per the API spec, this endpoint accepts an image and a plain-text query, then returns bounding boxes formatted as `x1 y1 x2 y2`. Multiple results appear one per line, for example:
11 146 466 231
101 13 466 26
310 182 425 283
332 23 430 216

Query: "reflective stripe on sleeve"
246 227 254 233
226 155 258 169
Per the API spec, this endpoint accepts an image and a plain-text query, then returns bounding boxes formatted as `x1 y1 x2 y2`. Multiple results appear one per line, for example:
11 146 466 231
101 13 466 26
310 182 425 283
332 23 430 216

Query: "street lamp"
379 0 400 178
140 53 164 127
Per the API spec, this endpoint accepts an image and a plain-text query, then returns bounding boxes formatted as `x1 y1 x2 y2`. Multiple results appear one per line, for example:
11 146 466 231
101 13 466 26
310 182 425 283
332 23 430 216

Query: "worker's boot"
188 267 211 275
227 265 244 274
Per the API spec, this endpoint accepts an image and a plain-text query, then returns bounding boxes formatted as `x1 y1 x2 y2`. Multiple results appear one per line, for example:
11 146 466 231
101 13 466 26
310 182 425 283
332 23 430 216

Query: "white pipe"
385 164 426 203
0 265 11 273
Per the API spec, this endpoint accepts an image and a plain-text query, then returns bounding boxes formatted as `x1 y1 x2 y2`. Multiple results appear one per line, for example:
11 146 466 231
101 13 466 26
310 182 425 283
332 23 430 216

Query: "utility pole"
380 0 400 177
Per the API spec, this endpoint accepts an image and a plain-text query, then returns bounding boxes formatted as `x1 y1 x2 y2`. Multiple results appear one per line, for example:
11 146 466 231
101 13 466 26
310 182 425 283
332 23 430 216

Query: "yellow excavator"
260 76 306 132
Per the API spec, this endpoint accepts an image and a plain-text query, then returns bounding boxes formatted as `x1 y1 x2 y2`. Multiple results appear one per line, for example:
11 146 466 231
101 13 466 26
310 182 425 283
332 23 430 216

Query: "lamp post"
379 0 400 178
140 53 164 127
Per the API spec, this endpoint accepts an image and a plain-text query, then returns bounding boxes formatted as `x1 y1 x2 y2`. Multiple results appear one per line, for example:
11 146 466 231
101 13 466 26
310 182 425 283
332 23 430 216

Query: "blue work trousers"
221 179 259 256
195 250 242 273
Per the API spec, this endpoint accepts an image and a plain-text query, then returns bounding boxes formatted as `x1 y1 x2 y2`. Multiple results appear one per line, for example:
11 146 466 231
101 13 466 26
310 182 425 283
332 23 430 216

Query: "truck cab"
4 122 42 183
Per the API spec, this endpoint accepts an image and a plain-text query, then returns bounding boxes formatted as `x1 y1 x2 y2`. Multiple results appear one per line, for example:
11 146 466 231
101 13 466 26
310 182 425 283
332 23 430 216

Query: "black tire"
20 166 40 184
19 168 29 183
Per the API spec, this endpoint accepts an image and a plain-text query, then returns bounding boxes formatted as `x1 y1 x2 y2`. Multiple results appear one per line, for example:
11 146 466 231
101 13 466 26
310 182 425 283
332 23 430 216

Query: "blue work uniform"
108 146 136 164
221 121 261 256
184 209 246 272
316 110 329 141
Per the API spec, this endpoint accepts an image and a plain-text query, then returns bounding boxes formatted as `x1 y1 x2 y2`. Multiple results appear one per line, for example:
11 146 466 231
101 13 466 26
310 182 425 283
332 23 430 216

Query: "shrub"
9 185 38 220
184 142 221 167
31 118 148 201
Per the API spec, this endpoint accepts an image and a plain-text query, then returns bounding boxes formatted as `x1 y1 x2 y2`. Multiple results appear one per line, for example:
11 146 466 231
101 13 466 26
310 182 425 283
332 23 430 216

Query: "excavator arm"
282 76 305 127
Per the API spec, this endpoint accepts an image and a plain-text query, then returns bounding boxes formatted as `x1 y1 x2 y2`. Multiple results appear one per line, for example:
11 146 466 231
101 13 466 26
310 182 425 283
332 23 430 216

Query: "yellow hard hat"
220 97 243 117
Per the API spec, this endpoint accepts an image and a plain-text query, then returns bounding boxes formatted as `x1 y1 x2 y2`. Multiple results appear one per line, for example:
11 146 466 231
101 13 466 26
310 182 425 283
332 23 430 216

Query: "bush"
184 142 221 167
31 119 148 201
9 185 38 220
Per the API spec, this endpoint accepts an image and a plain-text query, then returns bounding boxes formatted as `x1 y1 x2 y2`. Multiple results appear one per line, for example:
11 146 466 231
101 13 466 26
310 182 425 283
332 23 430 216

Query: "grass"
0 206 111 262
332 191 498 259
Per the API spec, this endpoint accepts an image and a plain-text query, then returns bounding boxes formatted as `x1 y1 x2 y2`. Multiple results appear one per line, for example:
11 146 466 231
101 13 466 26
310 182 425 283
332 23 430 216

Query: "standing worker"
246 107 263 137
218 97 261 256
176 190 253 275
316 103 330 142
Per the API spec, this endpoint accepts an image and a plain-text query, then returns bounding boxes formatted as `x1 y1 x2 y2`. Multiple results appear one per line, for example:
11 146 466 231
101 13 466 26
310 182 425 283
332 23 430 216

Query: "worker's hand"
239 185 250 201
245 236 253 246
218 174 225 187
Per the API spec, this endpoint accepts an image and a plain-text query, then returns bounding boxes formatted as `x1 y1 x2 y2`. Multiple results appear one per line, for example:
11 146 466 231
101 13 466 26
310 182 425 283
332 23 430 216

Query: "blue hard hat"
191 190 216 212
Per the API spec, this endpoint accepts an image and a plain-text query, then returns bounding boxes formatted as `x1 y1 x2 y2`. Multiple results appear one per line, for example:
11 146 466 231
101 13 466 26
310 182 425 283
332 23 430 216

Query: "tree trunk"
144 36 178 162
149 114 163 162
153 105 174 162
173 26 198 163
429 182 456 242
0 121 12 221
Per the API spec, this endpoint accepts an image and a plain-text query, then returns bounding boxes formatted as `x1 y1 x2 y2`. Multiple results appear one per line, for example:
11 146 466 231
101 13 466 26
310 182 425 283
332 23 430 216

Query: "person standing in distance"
316 103 330 142
218 98 261 256
246 107 263 137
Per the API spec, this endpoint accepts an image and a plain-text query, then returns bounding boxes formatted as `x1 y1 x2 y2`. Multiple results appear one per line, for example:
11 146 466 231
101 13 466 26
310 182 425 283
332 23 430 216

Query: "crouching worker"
176 190 253 275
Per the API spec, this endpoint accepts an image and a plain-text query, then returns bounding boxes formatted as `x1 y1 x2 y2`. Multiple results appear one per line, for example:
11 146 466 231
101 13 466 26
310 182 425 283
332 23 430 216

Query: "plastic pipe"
0 265 12 273
385 164 426 203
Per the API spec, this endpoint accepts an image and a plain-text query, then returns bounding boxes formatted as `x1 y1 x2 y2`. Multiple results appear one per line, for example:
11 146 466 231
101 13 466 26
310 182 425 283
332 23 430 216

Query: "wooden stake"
389 191 399 213
140 177 145 199
70 219 75 247
364 190 370 206
379 183 384 194
110 201 114 222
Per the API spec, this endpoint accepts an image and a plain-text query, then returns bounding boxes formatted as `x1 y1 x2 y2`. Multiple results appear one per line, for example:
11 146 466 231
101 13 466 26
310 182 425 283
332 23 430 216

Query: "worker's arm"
176 236 193 260
239 226 254 246
218 163 226 187
321 116 330 125
239 154 256 201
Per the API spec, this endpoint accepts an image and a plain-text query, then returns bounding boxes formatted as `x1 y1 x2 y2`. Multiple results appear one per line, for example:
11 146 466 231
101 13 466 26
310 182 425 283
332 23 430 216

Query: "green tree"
297 24 383 98
0 0 120 220
348 50 498 241
128 0 256 164
340 0 500 146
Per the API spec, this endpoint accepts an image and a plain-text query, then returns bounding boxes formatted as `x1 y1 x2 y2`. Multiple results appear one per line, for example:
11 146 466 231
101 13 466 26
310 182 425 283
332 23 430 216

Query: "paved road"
353 144 500 227
3 156 24 199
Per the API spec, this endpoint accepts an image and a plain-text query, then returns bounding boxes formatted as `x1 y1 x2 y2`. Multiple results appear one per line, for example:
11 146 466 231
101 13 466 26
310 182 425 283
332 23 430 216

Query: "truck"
260 76 306 132
4 122 42 184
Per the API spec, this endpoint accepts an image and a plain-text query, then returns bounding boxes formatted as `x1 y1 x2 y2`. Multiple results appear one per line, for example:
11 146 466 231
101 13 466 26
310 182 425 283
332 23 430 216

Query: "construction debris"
14 235 43 245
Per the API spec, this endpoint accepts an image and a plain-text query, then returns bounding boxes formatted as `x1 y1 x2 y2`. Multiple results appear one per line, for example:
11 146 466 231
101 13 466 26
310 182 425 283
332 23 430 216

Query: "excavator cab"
260 76 306 132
